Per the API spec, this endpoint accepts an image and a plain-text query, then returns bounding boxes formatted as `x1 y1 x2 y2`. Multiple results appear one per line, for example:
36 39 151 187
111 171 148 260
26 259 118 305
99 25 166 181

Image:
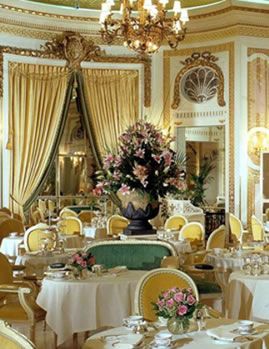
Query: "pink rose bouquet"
153 287 201 323
71 250 95 271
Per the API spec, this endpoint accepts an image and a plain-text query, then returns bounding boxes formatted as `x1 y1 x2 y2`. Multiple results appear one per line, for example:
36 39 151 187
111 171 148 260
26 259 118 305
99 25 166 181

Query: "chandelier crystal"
99 0 189 55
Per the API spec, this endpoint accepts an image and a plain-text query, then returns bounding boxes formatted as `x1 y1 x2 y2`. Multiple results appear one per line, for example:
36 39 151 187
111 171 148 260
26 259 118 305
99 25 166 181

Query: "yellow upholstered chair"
24 224 56 252
0 253 45 343
0 218 24 244
206 225 226 250
47 200 56 215
134 268 199 322
251 215 264 241
13 213 23 222
164 214 188 231
107 215 129 236
38 200 47 218
59 207 78 219
179 222 205 247
58 217 83 236
0 320 35 349
78 211 96 224
29 210 43 226
229 213 247 244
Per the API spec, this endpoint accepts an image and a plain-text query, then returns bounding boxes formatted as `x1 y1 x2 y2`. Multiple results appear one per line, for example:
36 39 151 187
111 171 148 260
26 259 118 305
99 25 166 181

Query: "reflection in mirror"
176 126 225 209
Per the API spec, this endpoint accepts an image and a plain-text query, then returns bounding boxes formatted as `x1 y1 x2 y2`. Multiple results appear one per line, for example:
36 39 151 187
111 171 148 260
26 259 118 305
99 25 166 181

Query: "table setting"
83 318 269 349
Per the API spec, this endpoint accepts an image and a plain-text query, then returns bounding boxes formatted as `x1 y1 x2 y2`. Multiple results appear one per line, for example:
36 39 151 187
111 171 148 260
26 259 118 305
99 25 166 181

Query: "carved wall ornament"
41 31 102 68
171 52 226 109
0 32 151 107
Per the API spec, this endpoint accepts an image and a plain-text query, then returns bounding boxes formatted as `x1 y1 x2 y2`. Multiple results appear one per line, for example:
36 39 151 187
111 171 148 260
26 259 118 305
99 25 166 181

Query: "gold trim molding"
0 32 151 107
171 52 225 110
163 42 235 213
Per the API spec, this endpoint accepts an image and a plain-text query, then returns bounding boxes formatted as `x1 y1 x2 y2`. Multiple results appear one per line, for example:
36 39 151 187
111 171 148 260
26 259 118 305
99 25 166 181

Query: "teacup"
154 332 172 346
123 315 143 328
238 320 254 333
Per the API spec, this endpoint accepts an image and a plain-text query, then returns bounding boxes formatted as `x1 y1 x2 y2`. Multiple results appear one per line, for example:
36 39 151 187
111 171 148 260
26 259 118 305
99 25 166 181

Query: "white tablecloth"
36 270 146 345
0 236 24 257
228 271 269 322
83 319 269 349
16 251 73 276
206 253 245 270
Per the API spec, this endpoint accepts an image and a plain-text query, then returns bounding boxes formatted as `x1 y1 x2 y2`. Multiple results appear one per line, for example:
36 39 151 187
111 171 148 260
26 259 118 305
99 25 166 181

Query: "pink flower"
135 148 145 158
92 187 103 197
157 300 165 309
162 150 173 166
162 291 170 299
114 156 122 167
186 295 196 305
166 298 175 308
133 164 148 184
103 154 114 169
177 305 188 316
81 261 87 268
119 184 130 195
174 292 184 302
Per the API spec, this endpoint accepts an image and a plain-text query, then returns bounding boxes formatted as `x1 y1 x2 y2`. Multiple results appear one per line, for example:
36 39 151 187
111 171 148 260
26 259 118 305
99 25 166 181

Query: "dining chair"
24 223 57 252
0 207 12 216
251 215 264 241
78 210 96 224
59 207 78 218
38 200 47 218
0 218 25 244
229 213 247 244
206 225 226 250
106 214 129 236
179 222 205 247
0 253 46 344
47 200 56 215
0 319 36 349
134 268 199 322
58 216 83 236
164 214 188 231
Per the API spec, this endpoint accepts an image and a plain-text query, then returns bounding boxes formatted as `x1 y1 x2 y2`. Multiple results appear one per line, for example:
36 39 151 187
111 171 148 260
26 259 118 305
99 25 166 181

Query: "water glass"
251 262 262 276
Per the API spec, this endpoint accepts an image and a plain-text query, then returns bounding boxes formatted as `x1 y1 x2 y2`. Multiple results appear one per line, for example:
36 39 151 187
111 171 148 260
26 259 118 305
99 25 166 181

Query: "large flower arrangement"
71 251 95 271
153 287 201 332
95 120 186 202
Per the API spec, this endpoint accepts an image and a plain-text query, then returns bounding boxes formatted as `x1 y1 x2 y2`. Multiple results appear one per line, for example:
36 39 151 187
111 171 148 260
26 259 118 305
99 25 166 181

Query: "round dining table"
36 269 146 346
15 250 75 276
228 271 269 322
83 319 269 349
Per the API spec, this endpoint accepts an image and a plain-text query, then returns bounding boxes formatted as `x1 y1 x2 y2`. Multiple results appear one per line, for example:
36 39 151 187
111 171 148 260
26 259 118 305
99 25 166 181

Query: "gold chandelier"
99 0 189 55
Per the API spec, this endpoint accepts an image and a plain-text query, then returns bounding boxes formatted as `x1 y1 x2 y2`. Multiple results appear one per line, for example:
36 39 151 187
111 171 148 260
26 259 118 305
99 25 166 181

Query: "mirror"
176 125 225 209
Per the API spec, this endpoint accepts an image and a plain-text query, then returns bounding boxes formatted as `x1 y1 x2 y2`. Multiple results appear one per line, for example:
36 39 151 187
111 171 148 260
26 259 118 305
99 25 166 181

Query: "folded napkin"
206 326 239 342
108 266 128 274
104 334 143 348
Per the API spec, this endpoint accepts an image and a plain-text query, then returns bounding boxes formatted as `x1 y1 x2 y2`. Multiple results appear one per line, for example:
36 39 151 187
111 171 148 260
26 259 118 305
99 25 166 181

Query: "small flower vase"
167 317 195 335
74 268 83 280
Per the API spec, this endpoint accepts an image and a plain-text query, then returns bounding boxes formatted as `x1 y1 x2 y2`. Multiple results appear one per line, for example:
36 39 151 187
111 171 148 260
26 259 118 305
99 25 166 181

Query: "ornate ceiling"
24 0 224 10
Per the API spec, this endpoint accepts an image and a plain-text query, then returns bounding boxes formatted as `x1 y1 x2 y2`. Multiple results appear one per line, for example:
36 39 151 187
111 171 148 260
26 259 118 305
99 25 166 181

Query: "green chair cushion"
192 276 222 294
87 243 173 270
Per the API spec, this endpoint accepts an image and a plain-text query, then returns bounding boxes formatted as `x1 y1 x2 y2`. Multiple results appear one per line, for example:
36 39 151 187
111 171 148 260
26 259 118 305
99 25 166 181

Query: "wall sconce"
248 127 269 170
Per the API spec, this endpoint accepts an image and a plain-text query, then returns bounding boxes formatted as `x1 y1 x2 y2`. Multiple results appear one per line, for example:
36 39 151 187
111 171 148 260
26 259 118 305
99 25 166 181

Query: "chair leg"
53 332 57 349
29 324 35 344
73 333 78 349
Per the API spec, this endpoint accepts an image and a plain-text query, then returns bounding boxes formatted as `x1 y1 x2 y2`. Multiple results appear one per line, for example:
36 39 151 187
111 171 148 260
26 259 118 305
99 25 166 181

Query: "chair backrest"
107 214 129 236
134 268 199 322
59 208 78 218
229 213 243 242
29 210 43 226
0 208 11 216
12 213 23 222
78 211 96 224
164 214 188 231
38 199 47 215
47 200 56 214
87 240 177 270
251 215 264 241
206 225 226 250
24 224 56 252
0 253 13 301
0 320 35 349
179 222 205 243
0 218 24 243
58 217 83 235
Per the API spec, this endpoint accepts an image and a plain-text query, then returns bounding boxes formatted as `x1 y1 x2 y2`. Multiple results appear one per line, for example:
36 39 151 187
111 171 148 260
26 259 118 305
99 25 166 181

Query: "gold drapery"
9 63 69 216
82 69 139 155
